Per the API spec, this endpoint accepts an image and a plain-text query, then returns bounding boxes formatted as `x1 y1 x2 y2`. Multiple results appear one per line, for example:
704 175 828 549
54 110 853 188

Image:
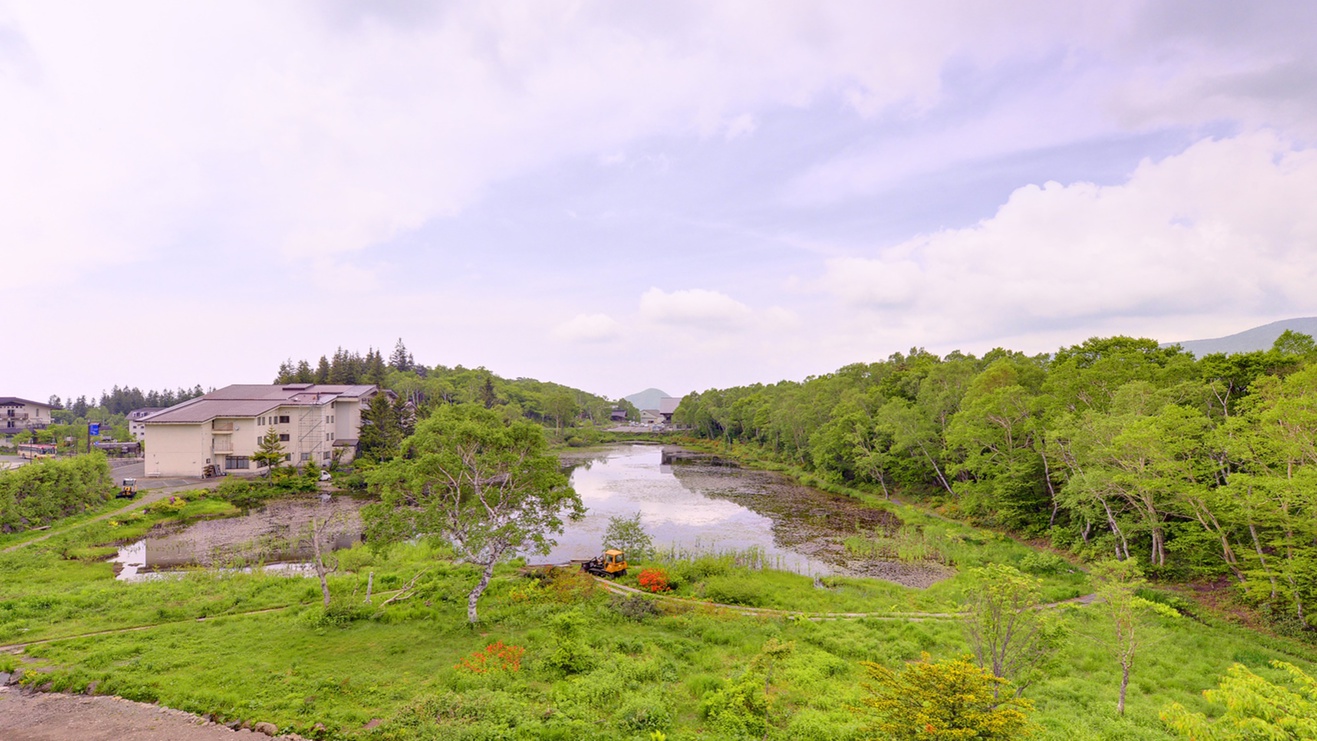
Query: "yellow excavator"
580 549 628 578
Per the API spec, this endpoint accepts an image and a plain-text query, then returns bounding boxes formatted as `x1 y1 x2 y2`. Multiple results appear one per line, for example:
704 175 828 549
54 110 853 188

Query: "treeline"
0 454 113 532
275 340 625 433
49 385 207 419
676 332 1317 632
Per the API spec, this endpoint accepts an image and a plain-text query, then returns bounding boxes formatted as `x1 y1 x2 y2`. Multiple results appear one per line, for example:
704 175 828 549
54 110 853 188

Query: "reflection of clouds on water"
539 444 834 575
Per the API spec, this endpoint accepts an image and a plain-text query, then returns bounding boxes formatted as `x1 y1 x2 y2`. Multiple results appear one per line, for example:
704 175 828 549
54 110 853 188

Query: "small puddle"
112 495 364 582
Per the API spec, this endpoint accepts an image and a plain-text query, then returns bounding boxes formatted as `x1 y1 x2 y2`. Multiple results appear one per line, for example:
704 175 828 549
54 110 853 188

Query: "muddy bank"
664 452 952 587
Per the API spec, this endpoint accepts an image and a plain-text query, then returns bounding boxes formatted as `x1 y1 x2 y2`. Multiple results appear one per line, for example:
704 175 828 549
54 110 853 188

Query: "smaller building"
658 396 681 424
127 408 167 441
0 397 53 435
610 408 629 423
639 409 662 425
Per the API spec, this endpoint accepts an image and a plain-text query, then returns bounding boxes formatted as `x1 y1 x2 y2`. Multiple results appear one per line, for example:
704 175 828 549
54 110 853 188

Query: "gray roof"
144 384 377 425
127 407 167 420
0 397 51 408
658 397 681 415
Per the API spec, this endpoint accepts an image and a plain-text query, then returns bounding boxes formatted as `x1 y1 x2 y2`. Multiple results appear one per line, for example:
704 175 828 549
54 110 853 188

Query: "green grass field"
3 487 1314 740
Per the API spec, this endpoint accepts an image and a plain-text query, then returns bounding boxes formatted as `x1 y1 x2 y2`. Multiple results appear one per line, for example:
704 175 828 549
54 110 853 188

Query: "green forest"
675 332 1317 637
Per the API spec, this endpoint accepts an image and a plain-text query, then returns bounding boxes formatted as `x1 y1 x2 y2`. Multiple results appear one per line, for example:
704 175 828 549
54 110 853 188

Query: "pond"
112 496 364 582
548 444 948 586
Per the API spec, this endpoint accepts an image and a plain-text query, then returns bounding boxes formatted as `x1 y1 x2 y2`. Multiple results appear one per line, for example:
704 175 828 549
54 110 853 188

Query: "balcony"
212 438 234 453
212 421 235 433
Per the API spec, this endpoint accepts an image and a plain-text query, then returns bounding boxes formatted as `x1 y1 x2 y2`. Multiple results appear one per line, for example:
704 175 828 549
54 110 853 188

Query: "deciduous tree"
364 404 583 623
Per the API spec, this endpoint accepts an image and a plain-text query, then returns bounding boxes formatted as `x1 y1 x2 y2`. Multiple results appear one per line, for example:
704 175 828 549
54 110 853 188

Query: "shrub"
611 594 660 622
456 641 525 675
617 692 672 732
702 577 763 607
638 568 671 593
1019 552 1068 575
543 611 594 674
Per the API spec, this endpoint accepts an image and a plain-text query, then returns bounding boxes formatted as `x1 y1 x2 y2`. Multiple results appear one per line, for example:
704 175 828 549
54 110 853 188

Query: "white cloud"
820 132 1317 345
723 113 758 140
552 313 624 343
639 288 754 331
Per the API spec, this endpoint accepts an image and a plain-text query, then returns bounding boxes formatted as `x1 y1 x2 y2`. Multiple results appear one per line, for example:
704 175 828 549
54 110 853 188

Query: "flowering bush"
456 641 525 674
638 568 671 593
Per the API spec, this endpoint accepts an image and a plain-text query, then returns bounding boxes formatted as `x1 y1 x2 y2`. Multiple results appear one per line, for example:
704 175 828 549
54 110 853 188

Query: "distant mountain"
624 388 670 411
1166 317 1317 356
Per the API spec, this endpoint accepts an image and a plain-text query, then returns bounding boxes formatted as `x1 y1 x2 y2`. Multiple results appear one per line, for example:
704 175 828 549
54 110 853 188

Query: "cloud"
723 113 758 140
639 288 754 331
552 313 624 342
819 132 1317 345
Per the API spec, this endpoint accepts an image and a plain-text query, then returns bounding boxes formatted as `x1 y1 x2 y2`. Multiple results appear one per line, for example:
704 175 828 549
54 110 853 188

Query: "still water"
543 444 840 576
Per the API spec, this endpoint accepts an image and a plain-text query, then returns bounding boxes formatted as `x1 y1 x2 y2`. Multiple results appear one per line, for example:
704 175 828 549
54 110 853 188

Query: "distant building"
639 409 662 425
658 396 681 424
0 397 53 435
127 408 168 441
610 408 629 423
141 384 378 477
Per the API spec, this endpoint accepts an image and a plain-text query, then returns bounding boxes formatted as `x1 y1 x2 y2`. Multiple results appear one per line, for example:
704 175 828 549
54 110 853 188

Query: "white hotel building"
141 384 378 477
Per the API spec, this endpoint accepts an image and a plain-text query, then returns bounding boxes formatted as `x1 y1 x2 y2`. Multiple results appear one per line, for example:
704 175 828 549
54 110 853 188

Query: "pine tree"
252 427 286 471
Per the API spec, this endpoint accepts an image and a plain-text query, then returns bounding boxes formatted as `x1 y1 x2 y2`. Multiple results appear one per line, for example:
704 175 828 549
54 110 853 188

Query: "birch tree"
364 404 583 624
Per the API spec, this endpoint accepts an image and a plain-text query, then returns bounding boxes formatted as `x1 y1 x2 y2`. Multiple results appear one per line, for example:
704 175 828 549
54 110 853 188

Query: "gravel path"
0 686 280 741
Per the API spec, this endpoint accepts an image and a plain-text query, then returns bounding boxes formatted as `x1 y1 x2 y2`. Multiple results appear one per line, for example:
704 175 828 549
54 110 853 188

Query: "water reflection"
113 496 363 582
541 445 839 576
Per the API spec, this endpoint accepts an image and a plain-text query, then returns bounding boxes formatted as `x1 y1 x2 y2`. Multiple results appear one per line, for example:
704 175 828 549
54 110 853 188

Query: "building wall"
1 401 52 432
144 424 209 477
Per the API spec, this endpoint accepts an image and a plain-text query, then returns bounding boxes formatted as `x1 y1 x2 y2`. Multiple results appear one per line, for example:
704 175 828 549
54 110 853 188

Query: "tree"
1161 660 1317 739
389 338 414 372
358 393 404 463
1091 558 1147 716
252 427 285 472
962 564 1063 695
364 404 583 623
603 512 654 560
545 391 577 431
857 653 1034 740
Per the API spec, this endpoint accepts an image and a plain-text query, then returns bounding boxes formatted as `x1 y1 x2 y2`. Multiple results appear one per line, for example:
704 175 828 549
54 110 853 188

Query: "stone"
0 673 10 686
254 721 279 736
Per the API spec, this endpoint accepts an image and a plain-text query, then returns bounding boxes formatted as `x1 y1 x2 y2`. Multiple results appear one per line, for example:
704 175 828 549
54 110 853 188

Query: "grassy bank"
4 482 1316 739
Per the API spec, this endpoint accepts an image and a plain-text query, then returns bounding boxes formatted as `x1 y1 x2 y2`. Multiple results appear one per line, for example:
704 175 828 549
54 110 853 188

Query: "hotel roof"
143 384 377 424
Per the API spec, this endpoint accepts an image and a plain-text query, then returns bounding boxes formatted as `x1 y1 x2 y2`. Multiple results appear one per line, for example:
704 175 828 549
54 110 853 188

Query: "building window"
323 452 331 460
224 456 250 470
284 454 292 461
278 415 290 424
325 433 331 441
279 434 290 442
300 452 311 462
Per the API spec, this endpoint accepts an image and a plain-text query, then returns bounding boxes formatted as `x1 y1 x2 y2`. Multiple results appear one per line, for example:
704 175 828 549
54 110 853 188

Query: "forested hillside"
273 340 622 432
676 332 1317 636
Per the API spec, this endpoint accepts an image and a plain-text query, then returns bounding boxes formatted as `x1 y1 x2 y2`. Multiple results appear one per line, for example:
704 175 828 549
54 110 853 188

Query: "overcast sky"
5 1 1317 403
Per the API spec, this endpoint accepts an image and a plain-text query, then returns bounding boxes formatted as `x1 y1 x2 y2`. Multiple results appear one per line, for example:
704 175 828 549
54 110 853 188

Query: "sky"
4 1 1317 404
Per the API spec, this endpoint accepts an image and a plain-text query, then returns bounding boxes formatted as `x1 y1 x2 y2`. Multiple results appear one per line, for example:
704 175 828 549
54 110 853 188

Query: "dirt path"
0 687 285 741
590 575 1097 620
2 479 220 554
